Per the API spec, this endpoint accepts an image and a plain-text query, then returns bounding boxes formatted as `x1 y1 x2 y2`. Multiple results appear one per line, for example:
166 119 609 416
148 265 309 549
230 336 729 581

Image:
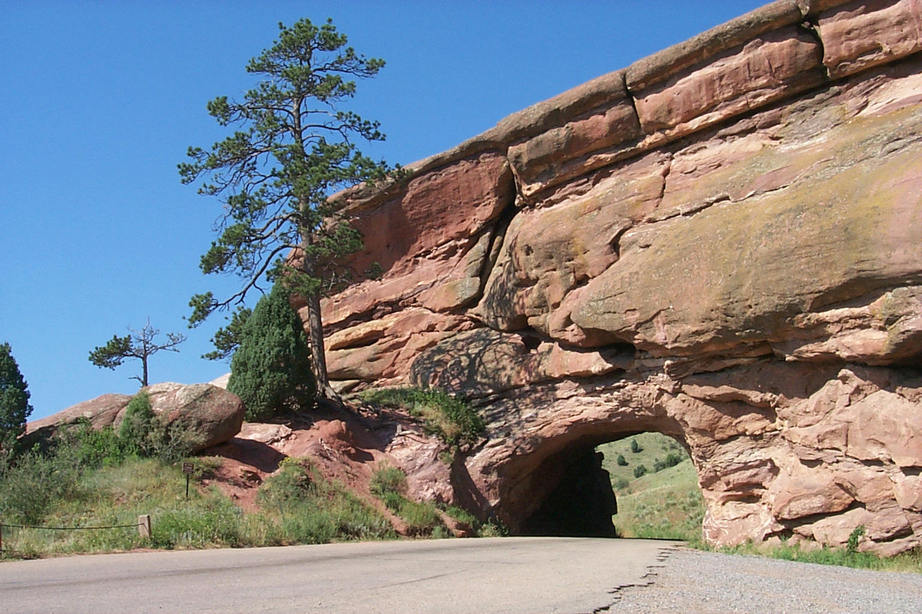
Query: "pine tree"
229 285 316 420
0 342 34 453
88 319 185 386
181 18 398 399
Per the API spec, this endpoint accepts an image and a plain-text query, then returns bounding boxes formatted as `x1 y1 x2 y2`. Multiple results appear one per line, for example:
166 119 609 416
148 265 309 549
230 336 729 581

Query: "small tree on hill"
88 320 186 387
180 17 399 399
229 284 316 420
0 341 34 456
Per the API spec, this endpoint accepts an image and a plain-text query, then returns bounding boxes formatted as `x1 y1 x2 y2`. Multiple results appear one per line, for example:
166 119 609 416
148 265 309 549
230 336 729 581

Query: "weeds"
0 453 395 559
360 387 485 447
713 539 922 573
369 464 445 537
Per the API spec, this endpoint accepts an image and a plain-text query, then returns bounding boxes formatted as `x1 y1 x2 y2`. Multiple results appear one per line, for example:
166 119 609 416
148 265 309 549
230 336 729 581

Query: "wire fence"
1 521 141 531
0 515 150 555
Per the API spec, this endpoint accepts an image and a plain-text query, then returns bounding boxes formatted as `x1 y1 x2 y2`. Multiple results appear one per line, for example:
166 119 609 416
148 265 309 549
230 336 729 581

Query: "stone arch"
321 1 922 556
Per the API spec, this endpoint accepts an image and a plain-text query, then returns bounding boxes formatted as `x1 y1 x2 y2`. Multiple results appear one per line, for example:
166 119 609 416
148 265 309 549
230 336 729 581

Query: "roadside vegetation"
368 464 504 539
370 464 447 537
0 397 393 559
712 537 922 573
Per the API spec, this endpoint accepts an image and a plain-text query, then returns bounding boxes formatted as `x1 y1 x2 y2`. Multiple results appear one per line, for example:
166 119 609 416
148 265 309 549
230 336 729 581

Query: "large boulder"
24 383 244 454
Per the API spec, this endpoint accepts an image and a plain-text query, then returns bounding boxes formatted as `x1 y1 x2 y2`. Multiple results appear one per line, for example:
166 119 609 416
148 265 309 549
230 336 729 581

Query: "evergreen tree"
202 306 251 361
88 319 185 386
0 342 33 453
229 285 316 420
180 18 399 399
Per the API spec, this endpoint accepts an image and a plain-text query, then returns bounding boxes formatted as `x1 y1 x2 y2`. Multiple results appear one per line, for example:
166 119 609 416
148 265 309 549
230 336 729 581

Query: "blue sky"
1 1 765 420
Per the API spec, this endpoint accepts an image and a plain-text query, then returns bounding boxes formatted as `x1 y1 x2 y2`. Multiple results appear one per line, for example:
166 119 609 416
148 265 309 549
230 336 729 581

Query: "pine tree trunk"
298 229 339 402
305 291 337 400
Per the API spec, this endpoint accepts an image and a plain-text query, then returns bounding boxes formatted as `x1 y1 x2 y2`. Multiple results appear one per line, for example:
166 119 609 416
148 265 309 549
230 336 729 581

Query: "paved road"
0 537 675 613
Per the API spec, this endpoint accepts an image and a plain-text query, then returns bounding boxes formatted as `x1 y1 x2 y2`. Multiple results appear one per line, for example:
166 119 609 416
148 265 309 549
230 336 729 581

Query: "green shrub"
0 448 82 524
370 464 407 497
258 458 313 511
229 284 316 420
58 421 128 467
369 464 444 536
616 454 628 466
630 439 642 453
847 525 866 555
614 477 630 490
360 387 484 447
119 391 157 455
399 498 443 536
633 464 648 478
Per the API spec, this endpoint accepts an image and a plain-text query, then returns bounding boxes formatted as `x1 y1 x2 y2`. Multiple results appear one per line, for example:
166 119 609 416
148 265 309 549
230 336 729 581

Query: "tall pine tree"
181 18 398 399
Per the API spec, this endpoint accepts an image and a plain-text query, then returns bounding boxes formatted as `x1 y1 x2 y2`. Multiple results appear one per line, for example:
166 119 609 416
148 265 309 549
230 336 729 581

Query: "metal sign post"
182 462 194 499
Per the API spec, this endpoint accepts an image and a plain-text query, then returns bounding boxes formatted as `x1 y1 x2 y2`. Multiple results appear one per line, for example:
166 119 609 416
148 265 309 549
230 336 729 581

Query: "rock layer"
322 0 922 554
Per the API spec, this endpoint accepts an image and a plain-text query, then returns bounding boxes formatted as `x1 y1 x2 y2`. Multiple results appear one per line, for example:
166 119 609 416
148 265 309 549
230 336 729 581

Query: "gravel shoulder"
611 547 922 614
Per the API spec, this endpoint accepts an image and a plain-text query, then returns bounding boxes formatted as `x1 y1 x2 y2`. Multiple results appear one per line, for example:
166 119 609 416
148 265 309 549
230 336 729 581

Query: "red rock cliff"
311 0 922 554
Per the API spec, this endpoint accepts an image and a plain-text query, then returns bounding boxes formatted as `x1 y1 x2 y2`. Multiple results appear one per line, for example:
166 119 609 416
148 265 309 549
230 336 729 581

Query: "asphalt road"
0 537 675 613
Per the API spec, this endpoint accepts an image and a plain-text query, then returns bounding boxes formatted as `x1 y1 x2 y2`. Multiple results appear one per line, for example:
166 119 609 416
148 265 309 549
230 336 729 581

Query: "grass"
359 387 485 448
1 455 395 559
711 540 922 574
597 433 705 542
369 464 445 537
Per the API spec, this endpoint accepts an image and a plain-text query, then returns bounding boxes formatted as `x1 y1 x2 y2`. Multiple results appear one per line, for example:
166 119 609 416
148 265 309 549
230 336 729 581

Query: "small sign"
182 462 194 475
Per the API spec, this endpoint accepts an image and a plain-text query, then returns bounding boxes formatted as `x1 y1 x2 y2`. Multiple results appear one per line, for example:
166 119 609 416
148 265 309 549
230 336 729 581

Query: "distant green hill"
597 432 704 542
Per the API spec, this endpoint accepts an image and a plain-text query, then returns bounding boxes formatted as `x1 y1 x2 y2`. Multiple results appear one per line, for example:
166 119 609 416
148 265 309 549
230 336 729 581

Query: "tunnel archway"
498 422 703 540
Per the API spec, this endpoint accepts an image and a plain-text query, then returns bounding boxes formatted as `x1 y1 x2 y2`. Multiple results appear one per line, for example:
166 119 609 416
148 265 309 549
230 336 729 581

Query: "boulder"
23 383 244 454
143 383 245 452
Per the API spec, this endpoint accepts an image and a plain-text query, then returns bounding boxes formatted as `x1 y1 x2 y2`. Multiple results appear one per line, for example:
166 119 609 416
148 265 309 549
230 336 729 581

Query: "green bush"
0 448 82 524
630 439 642 453
258 458 313 511
616 454 628 466
110 391 202 464
633 464 648 478
257 458 393 543
370 464 407 497
847 525 866 555
58 421 127 467
119 391 157 456
369 464 444 537
361 387 484 447
229 284 316 420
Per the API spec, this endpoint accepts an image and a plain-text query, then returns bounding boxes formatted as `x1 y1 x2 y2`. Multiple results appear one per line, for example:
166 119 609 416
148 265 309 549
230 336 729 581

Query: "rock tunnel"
318 0 922 555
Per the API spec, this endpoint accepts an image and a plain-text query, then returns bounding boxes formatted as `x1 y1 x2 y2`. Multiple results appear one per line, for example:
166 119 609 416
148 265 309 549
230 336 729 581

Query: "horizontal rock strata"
320 0 922 554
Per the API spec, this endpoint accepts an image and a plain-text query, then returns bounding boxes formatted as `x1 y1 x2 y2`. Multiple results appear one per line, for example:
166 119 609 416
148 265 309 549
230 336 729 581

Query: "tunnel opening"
520 446 617 537
516 431 703 541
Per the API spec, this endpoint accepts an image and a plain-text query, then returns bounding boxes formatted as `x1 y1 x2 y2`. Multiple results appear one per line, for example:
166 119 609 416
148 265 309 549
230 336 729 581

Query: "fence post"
138 514 151 539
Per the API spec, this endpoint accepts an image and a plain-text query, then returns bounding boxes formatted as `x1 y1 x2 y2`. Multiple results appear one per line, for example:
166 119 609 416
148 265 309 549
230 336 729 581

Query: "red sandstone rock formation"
318 0 922 554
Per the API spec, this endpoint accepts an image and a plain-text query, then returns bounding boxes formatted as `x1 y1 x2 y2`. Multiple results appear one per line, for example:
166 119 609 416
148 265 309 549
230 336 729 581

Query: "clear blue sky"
1 1 765 420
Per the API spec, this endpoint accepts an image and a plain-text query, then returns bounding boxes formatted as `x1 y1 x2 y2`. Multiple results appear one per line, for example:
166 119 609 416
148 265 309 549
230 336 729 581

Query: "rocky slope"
314 0 922 555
